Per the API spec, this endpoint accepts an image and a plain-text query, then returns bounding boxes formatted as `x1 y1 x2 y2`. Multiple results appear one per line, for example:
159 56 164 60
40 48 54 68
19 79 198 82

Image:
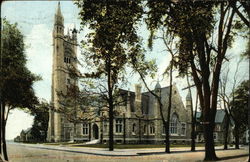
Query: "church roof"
196 109 233 123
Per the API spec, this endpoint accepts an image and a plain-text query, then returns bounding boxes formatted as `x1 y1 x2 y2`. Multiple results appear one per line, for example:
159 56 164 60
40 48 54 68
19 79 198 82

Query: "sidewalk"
14 143 249 157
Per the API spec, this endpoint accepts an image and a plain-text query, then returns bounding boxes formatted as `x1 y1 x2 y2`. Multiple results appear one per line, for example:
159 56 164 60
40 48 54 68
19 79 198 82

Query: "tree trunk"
1 101 8 161
204 123 218 161
139 118 141 144
123 114 126 144
191 122 196 151
165 60 173 153
224 111 230 150
73 123 76 142
235 125 240 149
107 58 114 151
108 97 114 151
165 121 170 153
0 101 2 155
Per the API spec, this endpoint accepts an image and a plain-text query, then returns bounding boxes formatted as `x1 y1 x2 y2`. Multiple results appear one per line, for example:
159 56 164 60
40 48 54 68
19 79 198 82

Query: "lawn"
70 143 213 149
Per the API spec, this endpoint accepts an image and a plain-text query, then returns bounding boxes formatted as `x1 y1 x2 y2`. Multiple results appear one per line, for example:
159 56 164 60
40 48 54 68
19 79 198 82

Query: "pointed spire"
72 23 77 34
155 80 161 90
56 1 62 17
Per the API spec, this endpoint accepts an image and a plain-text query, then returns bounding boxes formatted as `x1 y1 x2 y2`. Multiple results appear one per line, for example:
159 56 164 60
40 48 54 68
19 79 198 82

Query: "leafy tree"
0 19 40 161
75 0 143 151
29 100 49 142
230 80 249 148
146 1 243 160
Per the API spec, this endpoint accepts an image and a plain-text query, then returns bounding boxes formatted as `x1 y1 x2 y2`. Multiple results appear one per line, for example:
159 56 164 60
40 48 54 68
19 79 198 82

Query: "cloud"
6 109 34 140
25 24 52 102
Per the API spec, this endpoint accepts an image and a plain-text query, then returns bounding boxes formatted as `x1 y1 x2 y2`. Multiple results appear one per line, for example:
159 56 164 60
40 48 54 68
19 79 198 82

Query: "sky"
2 1 248 140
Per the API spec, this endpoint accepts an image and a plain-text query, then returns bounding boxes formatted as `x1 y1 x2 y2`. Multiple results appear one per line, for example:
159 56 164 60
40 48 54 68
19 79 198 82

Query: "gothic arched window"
132 123 136 134
170 114 178 134
149 123 155 135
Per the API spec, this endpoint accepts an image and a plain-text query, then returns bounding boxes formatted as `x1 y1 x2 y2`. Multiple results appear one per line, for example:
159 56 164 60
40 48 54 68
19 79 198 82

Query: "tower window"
64 57 71 64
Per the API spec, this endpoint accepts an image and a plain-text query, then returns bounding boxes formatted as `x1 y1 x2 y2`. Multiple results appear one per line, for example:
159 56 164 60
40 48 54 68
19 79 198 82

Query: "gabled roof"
196 109 227 123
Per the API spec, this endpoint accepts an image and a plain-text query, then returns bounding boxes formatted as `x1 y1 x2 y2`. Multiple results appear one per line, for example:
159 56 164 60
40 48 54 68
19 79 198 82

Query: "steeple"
54 2 64 26
155 80 161 90
56 2 62 17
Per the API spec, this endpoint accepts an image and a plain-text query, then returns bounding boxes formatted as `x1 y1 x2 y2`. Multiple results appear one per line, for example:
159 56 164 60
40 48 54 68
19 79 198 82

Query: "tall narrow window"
162 125 166 134
83 124 89 135
144 125 147 134
132 123 136 134
115 119 122 133
103 123 107 133
181 123 186 136
149 123 155 134
170 114 178 134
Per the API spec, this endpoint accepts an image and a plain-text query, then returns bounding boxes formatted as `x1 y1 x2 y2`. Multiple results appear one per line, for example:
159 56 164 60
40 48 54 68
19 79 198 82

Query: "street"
3 142 249 162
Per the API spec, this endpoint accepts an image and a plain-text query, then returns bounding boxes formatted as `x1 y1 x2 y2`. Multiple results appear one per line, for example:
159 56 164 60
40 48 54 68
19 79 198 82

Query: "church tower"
47 2 78 142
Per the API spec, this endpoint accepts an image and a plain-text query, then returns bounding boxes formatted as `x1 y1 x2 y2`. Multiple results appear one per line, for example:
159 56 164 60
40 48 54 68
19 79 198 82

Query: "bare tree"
219 58 245 149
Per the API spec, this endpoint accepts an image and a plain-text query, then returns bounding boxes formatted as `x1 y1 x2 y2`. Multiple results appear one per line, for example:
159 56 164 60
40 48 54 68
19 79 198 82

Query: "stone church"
47 3 192 144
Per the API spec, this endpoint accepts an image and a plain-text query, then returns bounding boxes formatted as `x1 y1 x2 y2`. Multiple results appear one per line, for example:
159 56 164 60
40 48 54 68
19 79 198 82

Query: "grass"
70 143 217 149
21 142 222 149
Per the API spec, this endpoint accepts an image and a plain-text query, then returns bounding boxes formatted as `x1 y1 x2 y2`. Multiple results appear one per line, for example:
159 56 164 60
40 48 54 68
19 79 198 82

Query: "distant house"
19 128 33 142
14 136 21 142
195 109 234 144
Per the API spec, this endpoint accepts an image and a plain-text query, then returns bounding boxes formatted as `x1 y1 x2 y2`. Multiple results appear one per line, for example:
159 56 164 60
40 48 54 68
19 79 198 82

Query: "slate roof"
119 85 171 115
196 109 228 123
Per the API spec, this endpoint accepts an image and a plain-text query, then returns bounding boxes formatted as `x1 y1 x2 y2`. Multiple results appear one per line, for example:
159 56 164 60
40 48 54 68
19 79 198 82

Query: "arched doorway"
93 124 99 139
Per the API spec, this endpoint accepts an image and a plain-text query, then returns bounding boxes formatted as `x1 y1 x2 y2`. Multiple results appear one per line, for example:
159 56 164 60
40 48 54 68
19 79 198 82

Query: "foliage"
1 18 40 109
29 100 49 142
230 80 249 133
0 18 40 161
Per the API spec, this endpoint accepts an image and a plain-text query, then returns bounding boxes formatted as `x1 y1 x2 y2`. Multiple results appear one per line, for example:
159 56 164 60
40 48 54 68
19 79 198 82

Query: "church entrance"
93 124 99 139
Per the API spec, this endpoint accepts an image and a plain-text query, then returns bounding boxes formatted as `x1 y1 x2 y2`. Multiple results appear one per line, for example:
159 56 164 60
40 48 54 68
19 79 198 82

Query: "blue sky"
2 1 248 140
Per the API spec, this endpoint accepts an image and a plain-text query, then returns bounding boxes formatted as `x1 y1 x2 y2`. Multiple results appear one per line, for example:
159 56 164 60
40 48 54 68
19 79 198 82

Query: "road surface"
4 142 249 162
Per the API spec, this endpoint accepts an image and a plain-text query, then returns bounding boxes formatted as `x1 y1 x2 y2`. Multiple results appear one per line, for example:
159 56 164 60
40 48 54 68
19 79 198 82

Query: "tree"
28 100 49 142
0 19 40 161
185 74 198 152
75 0 143 151
230 80 249 148
229 0 250 27
219 59 244 149
135 27 177 153
146 1 242 160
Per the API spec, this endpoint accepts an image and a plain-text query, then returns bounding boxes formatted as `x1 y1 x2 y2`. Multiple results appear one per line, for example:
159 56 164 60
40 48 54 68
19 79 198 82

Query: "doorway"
93 124 99 139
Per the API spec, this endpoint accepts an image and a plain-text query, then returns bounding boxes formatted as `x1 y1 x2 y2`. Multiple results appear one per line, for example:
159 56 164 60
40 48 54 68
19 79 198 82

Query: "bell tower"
53 2 65 142
47 2 79 142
